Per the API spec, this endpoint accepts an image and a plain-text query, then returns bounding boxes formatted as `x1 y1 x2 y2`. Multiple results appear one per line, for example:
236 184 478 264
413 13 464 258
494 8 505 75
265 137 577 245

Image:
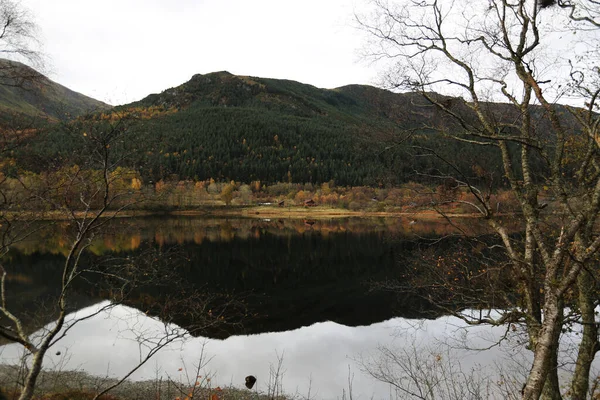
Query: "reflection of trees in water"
11 216 506 255
3 218 512 338
393 236 516 311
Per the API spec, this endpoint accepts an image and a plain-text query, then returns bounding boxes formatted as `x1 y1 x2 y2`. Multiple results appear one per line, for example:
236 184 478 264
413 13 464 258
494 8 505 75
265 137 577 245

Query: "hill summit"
93 70 500 186
19 69 530 186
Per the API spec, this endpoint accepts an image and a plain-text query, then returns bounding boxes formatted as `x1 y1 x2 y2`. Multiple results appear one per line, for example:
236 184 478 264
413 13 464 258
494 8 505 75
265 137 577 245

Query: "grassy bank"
0 367 285 400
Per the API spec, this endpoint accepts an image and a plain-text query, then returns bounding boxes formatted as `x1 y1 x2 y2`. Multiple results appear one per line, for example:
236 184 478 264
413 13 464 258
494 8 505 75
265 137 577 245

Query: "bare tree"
0 113 137 400
0 0 46 262
0 111 243 400
359 343 504 400
0 0 44 87
358 1 600 399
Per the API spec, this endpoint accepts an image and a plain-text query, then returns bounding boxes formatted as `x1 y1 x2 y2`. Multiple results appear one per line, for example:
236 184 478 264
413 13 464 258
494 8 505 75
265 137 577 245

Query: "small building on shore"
304 199 317 207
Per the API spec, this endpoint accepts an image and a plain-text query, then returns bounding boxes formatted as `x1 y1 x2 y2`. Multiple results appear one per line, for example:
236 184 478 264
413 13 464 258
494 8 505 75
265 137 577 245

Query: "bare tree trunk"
541 304 563 400
17 309 66 400
356 0 600 397
570 269 599 400
18 350 44 400
523 292 562 400
19 296 66 400
523 226 542 349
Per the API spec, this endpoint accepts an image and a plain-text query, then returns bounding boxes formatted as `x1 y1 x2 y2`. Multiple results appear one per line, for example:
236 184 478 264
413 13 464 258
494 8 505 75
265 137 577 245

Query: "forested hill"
105 71 503 186
119 72 425 185
23 70 560 186
0 59 110 121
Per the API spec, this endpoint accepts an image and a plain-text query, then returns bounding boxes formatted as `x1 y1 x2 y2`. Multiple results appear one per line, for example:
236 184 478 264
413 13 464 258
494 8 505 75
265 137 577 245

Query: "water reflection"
6 216 486 339
2 216 593 398
11 216 499 255
0 302 532 399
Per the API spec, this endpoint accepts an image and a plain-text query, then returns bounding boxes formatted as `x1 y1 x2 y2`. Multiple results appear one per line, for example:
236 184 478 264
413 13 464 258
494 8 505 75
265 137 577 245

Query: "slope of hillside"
0 59 110 120
22 70 556 186
114 72 503 185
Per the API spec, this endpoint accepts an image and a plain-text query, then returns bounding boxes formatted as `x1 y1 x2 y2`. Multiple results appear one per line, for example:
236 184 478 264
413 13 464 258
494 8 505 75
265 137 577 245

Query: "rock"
245 375 257 389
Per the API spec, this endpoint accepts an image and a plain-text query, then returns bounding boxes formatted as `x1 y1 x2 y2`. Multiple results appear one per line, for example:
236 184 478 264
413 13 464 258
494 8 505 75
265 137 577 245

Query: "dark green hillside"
110 72 504 185
17 69 556 186
133 71 404 126
0 59 110 120
133 107 382 185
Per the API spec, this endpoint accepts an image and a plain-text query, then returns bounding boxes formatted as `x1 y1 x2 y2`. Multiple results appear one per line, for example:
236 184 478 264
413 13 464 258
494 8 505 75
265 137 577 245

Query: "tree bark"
18 310 65 400
570 269 599 400
523 291 562 400
18 350 44 400
541 304 563 400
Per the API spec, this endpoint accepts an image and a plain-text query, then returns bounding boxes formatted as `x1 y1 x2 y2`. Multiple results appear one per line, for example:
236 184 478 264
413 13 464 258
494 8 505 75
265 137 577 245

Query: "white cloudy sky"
20 0 376 105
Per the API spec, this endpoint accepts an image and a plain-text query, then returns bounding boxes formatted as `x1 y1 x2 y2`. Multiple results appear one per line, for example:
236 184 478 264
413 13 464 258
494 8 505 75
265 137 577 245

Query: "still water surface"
0 216 556 398
0 301 527 399
5 216 482 336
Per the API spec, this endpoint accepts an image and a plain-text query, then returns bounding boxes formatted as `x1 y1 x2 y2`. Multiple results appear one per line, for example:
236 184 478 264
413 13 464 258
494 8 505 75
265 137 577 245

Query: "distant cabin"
278 200 285 207
304 199 317 207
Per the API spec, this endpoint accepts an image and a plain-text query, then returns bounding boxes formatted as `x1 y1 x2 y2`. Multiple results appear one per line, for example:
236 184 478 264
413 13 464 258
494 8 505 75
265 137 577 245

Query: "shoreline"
170 205 485 220
3 206 502 221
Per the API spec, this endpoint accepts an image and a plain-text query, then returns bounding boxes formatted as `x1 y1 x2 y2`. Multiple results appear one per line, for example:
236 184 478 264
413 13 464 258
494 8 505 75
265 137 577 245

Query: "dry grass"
0 366 288 400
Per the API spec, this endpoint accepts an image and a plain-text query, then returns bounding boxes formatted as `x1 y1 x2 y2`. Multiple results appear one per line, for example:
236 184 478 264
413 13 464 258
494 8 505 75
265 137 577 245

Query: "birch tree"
0 0 43 87
0 4 210 399
359 1 600 398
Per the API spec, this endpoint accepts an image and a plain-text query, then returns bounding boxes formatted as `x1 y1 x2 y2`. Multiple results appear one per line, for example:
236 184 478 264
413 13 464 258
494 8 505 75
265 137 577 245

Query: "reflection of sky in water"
1 303 597 399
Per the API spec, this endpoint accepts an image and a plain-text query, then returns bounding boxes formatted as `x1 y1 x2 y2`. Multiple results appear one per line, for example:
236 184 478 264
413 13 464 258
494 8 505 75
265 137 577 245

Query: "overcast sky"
20 0 376 105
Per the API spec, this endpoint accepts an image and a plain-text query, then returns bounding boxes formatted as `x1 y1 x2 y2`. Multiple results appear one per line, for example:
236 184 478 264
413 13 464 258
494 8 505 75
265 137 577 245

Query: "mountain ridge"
0 58 110 120
13 66 566 186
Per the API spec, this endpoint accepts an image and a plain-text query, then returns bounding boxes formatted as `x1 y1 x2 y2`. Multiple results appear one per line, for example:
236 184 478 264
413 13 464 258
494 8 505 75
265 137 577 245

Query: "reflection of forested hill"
2 218 452 339
0 251 100 346
3 217 513 339
169 230 426 336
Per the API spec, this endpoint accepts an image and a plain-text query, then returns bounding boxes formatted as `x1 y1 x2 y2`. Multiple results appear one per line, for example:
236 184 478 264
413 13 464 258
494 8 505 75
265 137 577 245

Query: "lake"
0 215 579 398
